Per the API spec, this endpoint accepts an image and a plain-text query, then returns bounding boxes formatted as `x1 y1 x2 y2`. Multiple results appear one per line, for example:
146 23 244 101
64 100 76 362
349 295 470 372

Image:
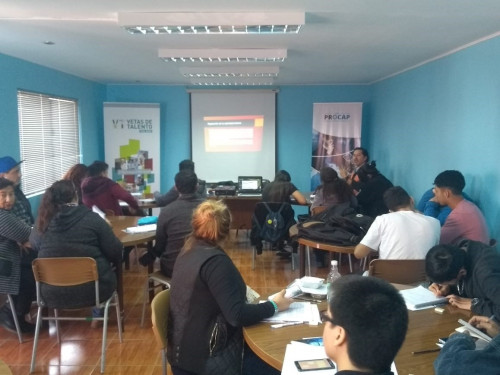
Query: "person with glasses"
322 275 408 375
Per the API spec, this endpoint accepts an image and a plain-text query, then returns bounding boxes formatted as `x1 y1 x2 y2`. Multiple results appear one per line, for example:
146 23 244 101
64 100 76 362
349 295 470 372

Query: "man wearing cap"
0 156 36 333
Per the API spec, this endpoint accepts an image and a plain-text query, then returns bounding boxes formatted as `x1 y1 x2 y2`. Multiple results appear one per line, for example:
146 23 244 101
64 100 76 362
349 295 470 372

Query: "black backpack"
297 211 374 246
259 202 286 243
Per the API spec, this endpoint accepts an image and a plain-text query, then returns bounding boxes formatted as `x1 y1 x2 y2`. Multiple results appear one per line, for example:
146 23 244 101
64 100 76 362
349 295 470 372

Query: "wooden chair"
30 257 123 374
141 270 171 326
368 259 427 285
151 289 170 375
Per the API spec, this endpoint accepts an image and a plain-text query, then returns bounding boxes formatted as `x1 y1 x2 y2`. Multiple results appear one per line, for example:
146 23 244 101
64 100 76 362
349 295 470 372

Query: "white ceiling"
1 0 499 86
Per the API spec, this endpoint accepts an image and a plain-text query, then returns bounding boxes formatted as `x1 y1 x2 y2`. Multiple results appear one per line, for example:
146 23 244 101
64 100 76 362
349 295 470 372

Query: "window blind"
17 91 81 196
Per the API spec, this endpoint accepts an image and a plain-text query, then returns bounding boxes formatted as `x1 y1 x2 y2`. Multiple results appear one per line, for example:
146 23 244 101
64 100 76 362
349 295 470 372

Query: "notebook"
237 176 263 195
399 285 448 310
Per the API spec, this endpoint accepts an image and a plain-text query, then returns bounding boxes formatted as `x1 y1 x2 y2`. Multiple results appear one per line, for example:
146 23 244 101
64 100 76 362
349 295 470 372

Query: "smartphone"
294 358 335 372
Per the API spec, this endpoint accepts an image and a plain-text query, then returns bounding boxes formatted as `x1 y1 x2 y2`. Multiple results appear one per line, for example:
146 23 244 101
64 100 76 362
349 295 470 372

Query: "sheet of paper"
262 302 319 323
399 285 448 310
124 223 157 234
281 342 333 375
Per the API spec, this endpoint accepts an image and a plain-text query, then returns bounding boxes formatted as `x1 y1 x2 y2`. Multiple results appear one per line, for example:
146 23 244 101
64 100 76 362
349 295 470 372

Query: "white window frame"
17 90 81 197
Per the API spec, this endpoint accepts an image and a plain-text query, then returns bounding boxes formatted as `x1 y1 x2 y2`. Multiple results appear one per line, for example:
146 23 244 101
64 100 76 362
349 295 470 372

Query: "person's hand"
446 295 472 310
429 283 450 297
469 315 500 338
271 289 294 312
338 167 348 179
139 251 156 267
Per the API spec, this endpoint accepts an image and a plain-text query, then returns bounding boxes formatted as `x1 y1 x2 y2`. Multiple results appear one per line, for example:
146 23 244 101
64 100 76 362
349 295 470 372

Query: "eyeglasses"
320 311 336 325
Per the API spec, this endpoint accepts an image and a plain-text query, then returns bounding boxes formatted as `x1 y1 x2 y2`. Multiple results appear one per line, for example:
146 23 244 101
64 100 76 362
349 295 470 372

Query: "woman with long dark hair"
30 180 122 308
355 161 393 217
311 167 356 215
62 163 88 205
262 170 307 204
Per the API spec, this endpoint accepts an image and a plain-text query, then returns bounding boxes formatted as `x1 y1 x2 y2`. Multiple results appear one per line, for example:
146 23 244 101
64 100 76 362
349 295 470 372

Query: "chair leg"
115 293 123 342
348 254 353 273
252 247 256 270
7 295 22 343
30 306 43 373
54 309 61 343
101 300 111 373
141 277 150 327
306 246 311 276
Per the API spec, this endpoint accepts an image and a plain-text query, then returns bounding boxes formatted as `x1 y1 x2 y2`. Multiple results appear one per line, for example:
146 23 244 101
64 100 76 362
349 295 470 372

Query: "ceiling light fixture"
118 12 304 35
190 77 275 86
179 66 279 78
159 48 287 63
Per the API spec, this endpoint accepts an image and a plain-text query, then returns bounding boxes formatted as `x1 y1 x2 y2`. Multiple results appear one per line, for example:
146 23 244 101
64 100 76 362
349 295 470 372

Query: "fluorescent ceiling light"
118 12 304 34
179 66 279 78
190 77 275 86
159 48 287 62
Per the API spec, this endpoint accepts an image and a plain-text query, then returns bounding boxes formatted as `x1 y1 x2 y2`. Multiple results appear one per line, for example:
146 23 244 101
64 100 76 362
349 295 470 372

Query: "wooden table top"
108 215 156 247
243 290 472 374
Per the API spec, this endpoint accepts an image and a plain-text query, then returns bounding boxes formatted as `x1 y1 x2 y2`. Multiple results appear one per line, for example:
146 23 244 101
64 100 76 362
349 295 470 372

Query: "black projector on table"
214 185 237 196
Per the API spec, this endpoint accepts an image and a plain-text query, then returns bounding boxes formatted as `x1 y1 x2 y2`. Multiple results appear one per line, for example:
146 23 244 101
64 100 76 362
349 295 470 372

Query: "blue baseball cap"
0 156 23 174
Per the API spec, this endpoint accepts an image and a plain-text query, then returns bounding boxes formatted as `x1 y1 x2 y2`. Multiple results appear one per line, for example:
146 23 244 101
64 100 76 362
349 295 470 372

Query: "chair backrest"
251 202 296 243
368 259 427 285
151 289 170 349
32 257 100 305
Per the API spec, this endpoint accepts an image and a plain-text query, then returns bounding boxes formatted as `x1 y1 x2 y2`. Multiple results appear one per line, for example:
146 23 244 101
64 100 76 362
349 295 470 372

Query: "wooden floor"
0 231 361 375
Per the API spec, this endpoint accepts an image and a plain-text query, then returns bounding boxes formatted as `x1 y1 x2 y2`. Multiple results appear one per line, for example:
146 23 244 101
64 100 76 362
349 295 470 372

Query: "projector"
214 186 237 196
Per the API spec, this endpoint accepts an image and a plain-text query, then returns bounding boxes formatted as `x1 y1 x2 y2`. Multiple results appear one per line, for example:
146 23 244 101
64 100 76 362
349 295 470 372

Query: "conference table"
108 216 156 311
243 288 472 374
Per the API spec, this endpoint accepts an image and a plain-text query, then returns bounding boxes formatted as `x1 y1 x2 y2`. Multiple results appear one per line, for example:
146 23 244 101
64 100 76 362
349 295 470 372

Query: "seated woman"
262 170 307 205
81 160 140 216
354 161 393 217
311 167 357 215
62 163 88 205
30 180 123 308
0 177 34 334
168 200 293 375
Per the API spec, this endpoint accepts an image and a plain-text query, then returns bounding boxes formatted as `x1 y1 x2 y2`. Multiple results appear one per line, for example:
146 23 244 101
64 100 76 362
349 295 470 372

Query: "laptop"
238 176 263 196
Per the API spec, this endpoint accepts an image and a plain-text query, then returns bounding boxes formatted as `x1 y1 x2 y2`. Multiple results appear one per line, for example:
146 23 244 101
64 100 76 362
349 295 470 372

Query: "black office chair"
250 202 296 270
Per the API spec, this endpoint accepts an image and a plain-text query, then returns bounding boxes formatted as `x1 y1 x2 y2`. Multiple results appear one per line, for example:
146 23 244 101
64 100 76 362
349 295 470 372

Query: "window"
17 90 81 196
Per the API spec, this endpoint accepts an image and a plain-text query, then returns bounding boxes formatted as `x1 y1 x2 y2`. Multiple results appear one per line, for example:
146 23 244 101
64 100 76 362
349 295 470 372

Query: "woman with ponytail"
30 180 122 308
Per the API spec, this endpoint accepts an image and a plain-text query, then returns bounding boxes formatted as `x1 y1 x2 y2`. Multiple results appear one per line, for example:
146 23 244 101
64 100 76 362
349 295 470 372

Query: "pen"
411 348 441 355
271 322 304 329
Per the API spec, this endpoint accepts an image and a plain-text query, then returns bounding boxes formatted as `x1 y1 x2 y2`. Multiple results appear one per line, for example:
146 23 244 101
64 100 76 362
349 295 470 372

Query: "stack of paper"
399 285 448 310
281 342 333 375
263 302 320 324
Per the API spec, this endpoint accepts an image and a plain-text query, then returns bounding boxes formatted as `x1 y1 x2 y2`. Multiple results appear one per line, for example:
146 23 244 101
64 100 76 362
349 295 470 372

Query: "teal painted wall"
370 36 500 241
0 53 106 213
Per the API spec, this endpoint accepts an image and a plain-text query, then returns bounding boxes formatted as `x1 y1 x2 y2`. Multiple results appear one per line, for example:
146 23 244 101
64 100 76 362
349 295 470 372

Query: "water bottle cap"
331 260 338 266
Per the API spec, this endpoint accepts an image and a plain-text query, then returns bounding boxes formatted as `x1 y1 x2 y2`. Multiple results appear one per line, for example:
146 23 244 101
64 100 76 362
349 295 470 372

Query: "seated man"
140 170 204 277
322 275 408 375
153 159 206 207
81 160 140 216
426 240 500 319
434 315 500 375
432 170 489 245
416 187 472 226
354 186 440 260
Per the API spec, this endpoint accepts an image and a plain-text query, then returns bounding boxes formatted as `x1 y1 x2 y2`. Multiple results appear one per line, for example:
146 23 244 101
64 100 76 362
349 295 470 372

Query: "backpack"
297 212 374 246
259 202 286 243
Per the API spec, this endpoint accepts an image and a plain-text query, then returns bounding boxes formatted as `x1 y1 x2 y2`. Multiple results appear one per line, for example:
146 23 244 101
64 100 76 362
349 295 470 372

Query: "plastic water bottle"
326 260 341 301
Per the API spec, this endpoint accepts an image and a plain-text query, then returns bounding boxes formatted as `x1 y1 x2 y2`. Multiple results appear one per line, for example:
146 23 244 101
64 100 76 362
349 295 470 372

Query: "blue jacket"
434 333 500 375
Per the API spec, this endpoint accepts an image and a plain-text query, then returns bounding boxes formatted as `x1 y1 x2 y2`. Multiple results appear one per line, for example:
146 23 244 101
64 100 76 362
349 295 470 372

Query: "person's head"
320 167 352 202
322 275 408 373
184 200 231 250
87 161 109 177
383 186 413 212
352 147 369 168
0 177 16 210
274 170 291 183
320 167 339 184
0 156 23 186
63 164 88 185
175 170 198 195
433 170 465 204
36 180 78 233
356 161 379 182
425 244 467 284
179 159 195 172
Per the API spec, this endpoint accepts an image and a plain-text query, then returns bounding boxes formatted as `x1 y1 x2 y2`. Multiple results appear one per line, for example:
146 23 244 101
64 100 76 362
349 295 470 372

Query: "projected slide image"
203 115 263 152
